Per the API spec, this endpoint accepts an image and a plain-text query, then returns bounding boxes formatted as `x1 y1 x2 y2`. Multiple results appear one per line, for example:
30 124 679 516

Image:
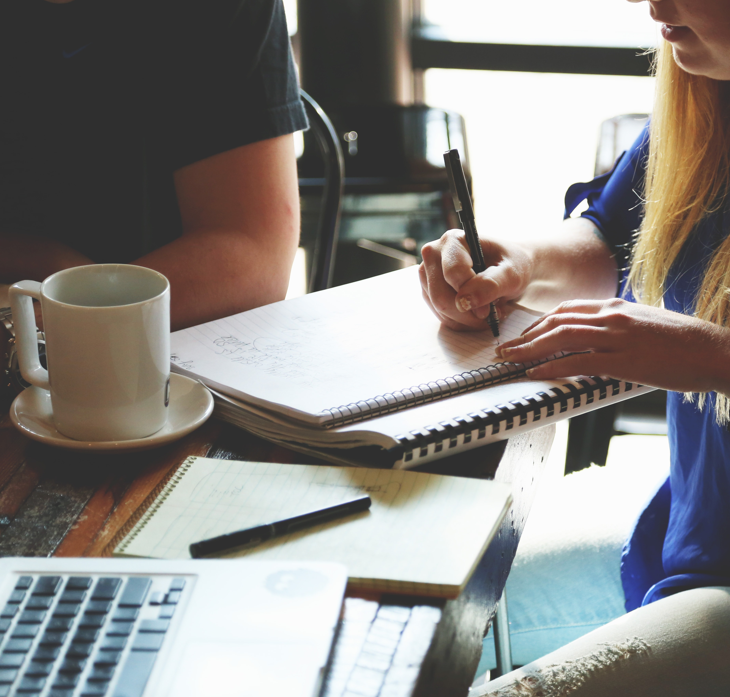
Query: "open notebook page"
115 457 512 598
170 267 541 424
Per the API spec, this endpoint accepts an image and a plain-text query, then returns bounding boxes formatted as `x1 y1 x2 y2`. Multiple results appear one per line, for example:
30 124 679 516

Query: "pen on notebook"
188 494 372 558
443 148 500 338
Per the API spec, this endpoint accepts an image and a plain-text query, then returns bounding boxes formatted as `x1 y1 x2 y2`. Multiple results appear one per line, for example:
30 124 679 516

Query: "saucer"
10 373 214 452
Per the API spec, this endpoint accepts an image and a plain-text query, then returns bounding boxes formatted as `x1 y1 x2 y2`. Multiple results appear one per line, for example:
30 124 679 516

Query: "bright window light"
424 69 654 237
422 0 657 48
284 0 297 35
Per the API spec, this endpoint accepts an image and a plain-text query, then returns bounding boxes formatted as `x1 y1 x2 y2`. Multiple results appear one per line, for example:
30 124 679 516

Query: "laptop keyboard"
0 573 187 697
322 599 442 697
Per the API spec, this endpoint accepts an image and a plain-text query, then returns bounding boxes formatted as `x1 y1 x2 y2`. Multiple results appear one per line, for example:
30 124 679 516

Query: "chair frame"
300 90 345 293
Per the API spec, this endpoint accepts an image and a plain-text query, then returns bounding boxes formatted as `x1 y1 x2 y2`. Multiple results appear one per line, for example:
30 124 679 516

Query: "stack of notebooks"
170 267 651 469
110 457 513 599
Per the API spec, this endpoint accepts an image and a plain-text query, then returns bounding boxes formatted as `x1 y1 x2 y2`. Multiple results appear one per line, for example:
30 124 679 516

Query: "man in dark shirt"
0 0 307 330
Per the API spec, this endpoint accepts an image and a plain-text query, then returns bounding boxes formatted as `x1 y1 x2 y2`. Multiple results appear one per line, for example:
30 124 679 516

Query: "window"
422 0 656 48
421 0 656 232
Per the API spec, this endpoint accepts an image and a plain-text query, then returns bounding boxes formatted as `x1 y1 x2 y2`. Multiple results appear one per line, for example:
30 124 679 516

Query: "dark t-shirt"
0 0 307 262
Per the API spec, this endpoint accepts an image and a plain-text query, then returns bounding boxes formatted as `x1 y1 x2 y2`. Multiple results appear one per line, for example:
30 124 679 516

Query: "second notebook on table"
112 457 512 599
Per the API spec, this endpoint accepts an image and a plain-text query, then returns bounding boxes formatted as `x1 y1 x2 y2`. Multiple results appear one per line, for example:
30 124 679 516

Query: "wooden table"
0 391 554 697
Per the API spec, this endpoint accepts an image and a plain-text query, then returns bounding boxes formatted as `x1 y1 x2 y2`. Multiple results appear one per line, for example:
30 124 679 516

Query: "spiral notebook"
111 457 512 599
170 268 652 468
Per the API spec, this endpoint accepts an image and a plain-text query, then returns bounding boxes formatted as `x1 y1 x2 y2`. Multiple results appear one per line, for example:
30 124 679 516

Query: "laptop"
0 557 347 697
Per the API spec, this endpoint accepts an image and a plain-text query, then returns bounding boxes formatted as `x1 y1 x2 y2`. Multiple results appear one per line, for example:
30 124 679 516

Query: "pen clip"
444 149 474 219
444 151 463 213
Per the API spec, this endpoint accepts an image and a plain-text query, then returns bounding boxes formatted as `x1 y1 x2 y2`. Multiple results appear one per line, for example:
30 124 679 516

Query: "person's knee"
474 587 730 697
475 637 651 697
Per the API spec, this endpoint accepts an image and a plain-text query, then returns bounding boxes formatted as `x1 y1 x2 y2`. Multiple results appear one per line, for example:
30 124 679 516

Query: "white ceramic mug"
9 264 170 442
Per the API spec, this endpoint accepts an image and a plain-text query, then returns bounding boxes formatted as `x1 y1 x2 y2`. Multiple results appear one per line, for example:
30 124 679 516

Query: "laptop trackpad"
169 641 326 697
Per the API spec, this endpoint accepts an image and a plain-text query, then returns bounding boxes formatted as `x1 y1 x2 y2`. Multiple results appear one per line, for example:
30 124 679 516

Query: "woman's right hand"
419 230 534 331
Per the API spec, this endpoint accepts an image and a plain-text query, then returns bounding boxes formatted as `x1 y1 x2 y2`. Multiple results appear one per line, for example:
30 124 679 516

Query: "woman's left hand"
496 298 730 394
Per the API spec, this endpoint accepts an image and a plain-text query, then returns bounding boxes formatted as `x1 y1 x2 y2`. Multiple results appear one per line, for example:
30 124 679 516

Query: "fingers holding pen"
420 230 534 330
455 262 523 320
419 264 472 331
420 231 489 330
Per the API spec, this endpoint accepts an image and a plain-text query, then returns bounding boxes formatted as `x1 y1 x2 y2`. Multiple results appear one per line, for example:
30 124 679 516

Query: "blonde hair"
627 42 730 422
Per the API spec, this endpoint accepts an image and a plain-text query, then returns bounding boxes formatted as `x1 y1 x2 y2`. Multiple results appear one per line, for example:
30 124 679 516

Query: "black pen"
189 494 372 558
443 149 500 338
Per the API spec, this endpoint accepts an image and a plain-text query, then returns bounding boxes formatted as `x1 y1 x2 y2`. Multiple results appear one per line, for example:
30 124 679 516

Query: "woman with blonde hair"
421 0 730 694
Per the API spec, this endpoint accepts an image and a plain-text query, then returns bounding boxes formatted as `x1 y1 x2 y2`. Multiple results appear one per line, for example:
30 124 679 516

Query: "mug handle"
8 281 50 391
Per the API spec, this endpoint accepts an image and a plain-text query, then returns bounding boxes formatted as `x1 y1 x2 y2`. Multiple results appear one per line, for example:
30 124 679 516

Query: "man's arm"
135 134 300 331
0 232 93 284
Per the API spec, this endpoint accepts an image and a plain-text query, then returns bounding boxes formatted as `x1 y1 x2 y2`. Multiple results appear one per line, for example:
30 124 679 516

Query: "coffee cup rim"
41 264 170 310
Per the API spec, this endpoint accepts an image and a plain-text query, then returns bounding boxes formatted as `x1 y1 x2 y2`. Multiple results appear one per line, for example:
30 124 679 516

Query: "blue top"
564 124 730 611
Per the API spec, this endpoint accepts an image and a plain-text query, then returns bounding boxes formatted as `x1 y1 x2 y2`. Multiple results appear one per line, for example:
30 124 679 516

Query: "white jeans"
472 586 730 697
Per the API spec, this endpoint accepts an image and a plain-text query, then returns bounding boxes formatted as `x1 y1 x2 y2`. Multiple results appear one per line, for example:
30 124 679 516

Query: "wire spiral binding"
318 357 555 429
393 376 635 465
110 456 198 556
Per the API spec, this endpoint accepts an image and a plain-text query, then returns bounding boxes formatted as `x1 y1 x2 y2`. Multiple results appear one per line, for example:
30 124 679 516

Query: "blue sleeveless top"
564 124 730 611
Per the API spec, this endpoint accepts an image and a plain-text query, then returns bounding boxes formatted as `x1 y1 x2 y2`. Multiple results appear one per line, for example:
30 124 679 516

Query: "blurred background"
286 0 656 292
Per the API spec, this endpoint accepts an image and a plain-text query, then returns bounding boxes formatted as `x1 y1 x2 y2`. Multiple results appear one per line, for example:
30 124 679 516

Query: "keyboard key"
131 633 164 651
39 632 67 646
66 643 94 658
0 605 17 619
157 605 175 620
85 602 112 615
25 597 52 611
32 577 61 596
169 578 186 592
53 604 80 618
52 673 80 688
89 666 115 681
59 590 86 604
112 607 139 622
94 651 122 666
66 577 92 591
80 682 109 696
58 659 87 674
0 653 25 667
17 676 46 691
25 661 53 676
74 628 100 643
8 590 26 604
14 577 33 591
12 625 40 639
48 689 75 697
33 646 60 662
47 618 74 632
91 579 121 602
0 669 18 683
0 620 11 634
139 620 169 633
147 592 164 606
118 578 152 608
78 615 105 629
18 610 46 624
100 637 126 652
106 622 133 637
4 639 32 653
112 650 158 697
164 591 181 605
